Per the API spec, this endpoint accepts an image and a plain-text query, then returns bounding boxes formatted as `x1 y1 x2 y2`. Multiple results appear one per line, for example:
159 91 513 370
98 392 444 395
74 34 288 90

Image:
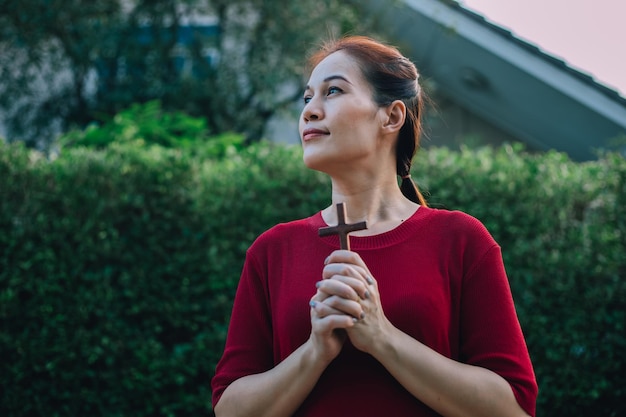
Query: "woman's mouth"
302 128 329 141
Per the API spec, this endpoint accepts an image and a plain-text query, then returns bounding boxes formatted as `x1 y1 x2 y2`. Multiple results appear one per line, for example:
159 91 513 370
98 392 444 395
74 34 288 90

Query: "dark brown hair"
307 36 427 206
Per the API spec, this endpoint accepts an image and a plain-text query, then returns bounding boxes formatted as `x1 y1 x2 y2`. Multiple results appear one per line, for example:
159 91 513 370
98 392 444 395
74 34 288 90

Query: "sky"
460 0 626 97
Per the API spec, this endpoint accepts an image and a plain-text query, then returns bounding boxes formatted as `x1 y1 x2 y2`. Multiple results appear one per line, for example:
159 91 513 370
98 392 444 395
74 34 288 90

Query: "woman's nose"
302 99 323 122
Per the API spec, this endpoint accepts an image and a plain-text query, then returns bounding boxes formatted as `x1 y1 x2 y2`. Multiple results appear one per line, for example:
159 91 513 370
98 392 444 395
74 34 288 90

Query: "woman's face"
299 51 388 175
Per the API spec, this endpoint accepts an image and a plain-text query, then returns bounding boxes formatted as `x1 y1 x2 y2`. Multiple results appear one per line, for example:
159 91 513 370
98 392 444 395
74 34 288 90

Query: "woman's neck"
323 178 419 236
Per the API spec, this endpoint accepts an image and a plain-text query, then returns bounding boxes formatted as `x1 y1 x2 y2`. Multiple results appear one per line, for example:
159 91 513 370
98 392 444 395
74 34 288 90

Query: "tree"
0 0 371 148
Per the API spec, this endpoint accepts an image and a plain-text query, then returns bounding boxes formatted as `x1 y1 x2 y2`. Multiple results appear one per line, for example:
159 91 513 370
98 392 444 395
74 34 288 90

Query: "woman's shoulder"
422 205 485 227
249 212 321 251
421 207 501 276
422 206 496 244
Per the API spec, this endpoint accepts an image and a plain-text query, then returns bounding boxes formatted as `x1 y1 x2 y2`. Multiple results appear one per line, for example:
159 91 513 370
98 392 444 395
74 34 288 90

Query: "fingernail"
324 256 330 265
366 276 374 285
360 312 365 319
364 291 370 299
352 317 358 324
315 281 321 288
309 300 317 308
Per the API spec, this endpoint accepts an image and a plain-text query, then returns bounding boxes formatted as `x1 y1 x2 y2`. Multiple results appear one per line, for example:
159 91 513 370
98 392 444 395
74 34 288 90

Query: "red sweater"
211 207 538 416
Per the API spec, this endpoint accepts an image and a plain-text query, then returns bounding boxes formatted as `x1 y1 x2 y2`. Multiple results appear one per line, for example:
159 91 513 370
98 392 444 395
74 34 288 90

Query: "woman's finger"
324 274 371 301
311 295 363 321
324 250 377 287
315 278 361 301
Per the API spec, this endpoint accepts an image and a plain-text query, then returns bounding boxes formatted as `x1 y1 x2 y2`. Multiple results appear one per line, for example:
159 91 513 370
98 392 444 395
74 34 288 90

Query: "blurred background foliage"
58 100 245 159
0 0 369 148
1 121 625 415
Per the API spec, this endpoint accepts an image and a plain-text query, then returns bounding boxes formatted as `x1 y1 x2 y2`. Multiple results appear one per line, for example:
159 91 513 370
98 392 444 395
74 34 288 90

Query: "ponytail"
400 175 428 207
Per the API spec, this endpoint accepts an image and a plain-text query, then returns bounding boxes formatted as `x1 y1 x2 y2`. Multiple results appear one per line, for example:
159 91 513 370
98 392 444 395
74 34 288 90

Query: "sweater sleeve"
211 249 274 407
460 243 538 416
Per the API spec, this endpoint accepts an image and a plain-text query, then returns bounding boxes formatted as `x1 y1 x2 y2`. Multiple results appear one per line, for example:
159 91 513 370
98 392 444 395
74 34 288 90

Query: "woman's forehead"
307 51 363 86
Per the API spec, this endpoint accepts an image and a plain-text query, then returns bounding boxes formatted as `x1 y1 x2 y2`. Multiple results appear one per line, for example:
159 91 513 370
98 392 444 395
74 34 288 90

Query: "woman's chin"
302 148 336 169
302 156 323 173
302 150 323 170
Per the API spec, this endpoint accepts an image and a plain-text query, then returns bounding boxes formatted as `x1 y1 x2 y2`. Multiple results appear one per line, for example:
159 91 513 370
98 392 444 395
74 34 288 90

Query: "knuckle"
340 265 355 276
324 295 340 308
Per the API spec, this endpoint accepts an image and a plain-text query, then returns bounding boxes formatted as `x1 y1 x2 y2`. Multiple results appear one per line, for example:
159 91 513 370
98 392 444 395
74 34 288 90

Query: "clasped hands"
309 250 389 358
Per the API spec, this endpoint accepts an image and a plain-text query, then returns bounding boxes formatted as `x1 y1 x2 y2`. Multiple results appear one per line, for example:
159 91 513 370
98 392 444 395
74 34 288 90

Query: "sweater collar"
310 205 433 250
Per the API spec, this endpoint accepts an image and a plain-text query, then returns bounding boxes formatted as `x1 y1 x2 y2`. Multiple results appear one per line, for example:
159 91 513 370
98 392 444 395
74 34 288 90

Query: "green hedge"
1 141 624 416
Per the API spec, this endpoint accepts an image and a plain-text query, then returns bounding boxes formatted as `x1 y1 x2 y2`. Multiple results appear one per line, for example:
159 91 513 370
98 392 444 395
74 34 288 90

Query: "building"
355 0 626 161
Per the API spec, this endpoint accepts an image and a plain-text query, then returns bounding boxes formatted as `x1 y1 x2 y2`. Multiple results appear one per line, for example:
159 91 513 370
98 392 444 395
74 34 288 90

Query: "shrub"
58 100 245 159
421 146 626 416
0 141 624 416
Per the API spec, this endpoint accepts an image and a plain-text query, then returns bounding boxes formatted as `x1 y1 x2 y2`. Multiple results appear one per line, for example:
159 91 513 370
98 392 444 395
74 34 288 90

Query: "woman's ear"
381 100 406 134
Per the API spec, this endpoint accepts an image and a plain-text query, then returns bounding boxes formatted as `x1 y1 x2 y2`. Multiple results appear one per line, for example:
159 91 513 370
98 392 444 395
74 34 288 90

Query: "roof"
445 0 626 107
360 0 626 160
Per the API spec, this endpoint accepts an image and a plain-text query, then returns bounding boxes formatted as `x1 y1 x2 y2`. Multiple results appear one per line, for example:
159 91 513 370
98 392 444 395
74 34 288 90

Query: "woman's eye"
303 86 341 104
327 86 342 95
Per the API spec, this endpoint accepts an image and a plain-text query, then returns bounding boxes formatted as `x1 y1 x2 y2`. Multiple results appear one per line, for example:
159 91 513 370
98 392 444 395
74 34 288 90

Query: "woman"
211 36 537 417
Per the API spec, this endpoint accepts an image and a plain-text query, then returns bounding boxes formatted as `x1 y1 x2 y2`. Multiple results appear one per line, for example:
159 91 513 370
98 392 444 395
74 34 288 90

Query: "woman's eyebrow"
305 74 352 91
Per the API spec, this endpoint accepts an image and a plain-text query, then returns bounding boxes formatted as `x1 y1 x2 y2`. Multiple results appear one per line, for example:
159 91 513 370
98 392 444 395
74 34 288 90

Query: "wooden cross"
318 202 367 250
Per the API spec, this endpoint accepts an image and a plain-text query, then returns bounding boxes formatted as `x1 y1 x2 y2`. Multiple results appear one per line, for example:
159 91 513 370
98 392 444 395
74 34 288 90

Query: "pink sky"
460 0 626 97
